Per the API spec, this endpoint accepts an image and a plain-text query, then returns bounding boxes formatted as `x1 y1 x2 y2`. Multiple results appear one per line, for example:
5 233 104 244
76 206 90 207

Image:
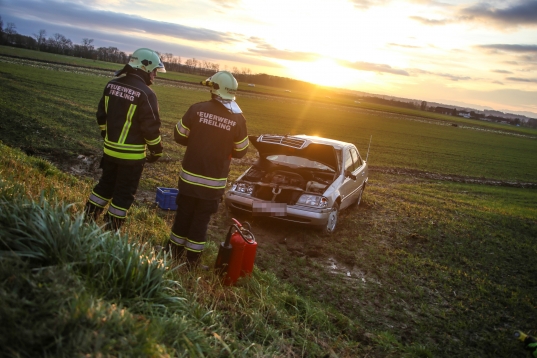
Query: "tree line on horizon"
361 96 537 127
0 16 316 92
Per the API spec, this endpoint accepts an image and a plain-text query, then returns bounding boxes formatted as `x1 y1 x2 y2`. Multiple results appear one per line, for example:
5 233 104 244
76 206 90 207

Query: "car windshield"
266 155 333 171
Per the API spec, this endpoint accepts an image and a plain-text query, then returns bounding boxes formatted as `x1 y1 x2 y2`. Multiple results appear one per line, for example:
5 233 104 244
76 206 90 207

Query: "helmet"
128 48 166 73
201 71 238 100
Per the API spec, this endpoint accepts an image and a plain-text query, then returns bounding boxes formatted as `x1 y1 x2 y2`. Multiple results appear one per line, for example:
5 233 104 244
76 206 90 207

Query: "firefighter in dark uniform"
84 48 165 231
167 70 249 268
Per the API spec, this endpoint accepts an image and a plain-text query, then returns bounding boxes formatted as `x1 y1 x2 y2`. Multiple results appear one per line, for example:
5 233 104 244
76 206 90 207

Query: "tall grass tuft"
0 184 219 356
0 144 376 357
0 183 172 304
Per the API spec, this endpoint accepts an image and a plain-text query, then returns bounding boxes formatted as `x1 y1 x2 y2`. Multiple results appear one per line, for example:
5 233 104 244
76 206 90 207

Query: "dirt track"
370 166 537 189
53 153 537 189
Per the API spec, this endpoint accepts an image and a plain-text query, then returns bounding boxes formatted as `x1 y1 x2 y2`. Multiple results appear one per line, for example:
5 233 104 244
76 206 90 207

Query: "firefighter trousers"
85 157 144 230
168 194 219 264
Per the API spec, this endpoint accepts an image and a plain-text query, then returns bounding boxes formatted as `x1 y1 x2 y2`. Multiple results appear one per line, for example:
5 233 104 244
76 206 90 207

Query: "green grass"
2 44 535 137
1 53 537 184
0 47 536 357
0 143 370 357
250 172 537 357
2 136 535 357
0 45 123 70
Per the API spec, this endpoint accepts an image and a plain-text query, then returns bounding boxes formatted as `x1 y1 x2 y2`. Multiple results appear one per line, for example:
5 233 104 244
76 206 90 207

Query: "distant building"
458 112 471 119
434 106 453 115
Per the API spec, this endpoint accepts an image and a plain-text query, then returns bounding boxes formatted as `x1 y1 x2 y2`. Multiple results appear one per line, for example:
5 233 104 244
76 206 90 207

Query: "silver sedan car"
225 134 368 234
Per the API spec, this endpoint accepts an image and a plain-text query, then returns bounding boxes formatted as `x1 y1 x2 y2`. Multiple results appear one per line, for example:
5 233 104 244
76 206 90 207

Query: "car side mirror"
345 170 357 180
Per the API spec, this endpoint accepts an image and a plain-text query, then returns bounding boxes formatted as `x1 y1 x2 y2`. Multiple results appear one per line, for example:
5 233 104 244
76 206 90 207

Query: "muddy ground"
41 152 536 278
53 152 537 190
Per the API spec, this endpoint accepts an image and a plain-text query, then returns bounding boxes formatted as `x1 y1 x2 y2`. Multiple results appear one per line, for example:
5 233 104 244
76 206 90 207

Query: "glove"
100 130 106 139
146 152 161 163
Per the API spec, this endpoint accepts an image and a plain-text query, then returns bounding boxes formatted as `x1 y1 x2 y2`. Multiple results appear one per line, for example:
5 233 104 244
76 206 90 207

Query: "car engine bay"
241 165 335 204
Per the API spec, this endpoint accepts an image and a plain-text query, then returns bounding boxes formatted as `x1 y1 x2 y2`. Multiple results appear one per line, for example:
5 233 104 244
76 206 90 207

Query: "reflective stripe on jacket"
174 99 248 200
97 73 163 164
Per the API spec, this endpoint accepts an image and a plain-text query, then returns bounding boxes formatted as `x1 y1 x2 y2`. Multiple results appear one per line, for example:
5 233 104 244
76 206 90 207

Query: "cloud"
458 0 537 29
408 0 452 6
506 77 537 83
388 43 423 49
492 69 513 74
411 68 471 81
436 73 471 81
2 0 235 43
411 1 537 29
339 60 409 76
247 41 321 62
476 44 537 53
209 0 242 9
0 0 281 71
350 0 389 10
409 16 451 26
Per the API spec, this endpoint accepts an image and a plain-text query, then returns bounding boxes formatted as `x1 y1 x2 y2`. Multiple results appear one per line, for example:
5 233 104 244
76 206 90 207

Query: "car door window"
350 148 362 171
344 150 354 172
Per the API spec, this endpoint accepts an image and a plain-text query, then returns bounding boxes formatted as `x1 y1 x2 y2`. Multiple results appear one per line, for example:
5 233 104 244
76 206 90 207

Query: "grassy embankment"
0 143 368 357
0 48 536 357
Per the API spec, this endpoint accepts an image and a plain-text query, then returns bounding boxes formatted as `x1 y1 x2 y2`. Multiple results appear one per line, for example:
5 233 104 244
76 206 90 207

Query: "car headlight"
231 182 254 195
297 194 328 208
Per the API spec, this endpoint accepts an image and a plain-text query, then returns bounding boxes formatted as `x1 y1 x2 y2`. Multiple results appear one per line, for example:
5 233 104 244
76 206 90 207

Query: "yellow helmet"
201 71 238 100
128 48 166 73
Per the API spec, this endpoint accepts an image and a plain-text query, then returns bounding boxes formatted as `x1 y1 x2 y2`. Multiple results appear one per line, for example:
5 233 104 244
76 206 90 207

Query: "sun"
283 57 376 90
283 58 350 88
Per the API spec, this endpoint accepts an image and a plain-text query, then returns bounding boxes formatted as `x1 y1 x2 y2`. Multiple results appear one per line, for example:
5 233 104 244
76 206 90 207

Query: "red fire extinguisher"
214 218 257 286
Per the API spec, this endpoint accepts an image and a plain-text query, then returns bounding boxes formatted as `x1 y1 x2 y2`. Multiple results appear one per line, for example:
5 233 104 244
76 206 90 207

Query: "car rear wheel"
322 201 339 235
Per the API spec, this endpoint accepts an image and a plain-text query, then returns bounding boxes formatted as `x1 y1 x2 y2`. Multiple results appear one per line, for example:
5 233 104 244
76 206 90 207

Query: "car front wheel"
322 201 340 235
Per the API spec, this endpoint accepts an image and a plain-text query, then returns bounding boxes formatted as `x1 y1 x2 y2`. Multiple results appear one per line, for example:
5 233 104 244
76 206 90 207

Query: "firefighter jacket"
174 98 249 200
96 73 163 165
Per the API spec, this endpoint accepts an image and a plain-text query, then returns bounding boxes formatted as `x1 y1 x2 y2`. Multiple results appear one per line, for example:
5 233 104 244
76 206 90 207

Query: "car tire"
322 201 340 235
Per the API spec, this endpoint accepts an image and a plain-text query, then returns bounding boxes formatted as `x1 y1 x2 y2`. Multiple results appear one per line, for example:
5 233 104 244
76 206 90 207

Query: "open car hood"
249 134 339 171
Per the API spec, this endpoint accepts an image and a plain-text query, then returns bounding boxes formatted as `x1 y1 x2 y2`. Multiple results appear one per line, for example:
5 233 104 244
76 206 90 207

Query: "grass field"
1 53 537 184
0 48 536 357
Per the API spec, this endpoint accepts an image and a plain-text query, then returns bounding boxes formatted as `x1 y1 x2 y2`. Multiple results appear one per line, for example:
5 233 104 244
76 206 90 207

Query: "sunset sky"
2 0 537 116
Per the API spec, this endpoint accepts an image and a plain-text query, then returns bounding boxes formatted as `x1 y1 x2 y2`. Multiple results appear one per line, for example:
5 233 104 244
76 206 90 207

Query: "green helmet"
128 48 166 73
201 71 238 100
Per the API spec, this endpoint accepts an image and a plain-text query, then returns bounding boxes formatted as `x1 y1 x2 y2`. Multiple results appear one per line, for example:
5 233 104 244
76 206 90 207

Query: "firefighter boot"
84 202 104 223
186 251 209 271
167 241 185 262
104 213 125 232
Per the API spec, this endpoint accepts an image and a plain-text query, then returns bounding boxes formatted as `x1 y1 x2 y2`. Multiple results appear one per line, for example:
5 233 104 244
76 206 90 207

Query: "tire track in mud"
370 166 537 189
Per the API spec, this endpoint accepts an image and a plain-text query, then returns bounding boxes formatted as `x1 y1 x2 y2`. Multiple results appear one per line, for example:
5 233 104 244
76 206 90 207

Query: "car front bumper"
224 191 331 226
